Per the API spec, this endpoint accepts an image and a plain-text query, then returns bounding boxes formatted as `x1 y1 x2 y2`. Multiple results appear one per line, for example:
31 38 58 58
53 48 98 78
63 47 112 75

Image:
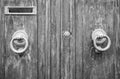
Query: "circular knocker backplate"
10 30 28 53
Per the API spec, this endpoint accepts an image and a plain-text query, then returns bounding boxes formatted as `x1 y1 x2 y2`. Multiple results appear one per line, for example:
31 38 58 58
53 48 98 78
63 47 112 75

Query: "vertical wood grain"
38 0 61 79
0 0 5 79
69 0 76 79
37 0 46 79
4 0 37 79
50 0 61 79
75 0 84 79
82 0 116 79
2 0 120 79
60 0 70 78
45 0 51 79
38 0 51 79
60 0 76 79
60 0 69 79
116 0 120 79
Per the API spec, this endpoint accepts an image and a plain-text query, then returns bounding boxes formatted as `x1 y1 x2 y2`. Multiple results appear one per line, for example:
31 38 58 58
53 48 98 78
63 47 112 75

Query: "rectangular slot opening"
5 6 36 15
9 8 33 13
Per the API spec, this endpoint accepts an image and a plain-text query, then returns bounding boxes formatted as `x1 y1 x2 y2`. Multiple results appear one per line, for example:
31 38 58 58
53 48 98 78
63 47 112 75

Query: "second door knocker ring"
92 29 111 51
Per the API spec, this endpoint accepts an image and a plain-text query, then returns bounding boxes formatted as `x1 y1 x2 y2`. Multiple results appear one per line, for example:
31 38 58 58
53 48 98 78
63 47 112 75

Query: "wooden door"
3 0 37 79
0 0 119 79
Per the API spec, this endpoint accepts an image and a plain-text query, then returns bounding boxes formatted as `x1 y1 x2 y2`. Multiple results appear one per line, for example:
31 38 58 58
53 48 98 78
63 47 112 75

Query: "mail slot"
4 6 37 15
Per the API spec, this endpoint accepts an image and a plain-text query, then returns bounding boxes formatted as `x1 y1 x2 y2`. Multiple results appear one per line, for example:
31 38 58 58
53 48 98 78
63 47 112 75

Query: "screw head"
64 31 70 36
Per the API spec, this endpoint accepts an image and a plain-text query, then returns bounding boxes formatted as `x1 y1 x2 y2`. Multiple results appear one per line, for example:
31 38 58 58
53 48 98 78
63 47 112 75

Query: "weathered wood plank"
116 0 120 79
37 0 51 79
37 0 46 79
60 0 70 79
45 0 51 79
0 0 5 79
4 0 37 79
69 0 76 79
60 0 69 79
50 0 61 79
60 0 76 79
38 0 61 79
83 0 116 79
75 0 84 79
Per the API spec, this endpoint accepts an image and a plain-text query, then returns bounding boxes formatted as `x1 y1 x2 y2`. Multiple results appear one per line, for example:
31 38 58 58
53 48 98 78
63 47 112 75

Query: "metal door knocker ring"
92 29 111 51
10 30 28 53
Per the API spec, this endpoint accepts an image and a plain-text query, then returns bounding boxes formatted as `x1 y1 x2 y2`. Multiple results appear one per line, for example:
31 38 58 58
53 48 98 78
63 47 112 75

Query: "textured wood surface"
0 0 5 79
60 0 76 79
82 0 117 79
116 0 120 79
75 0 84 79
37 0 51 79
50 0 61 79
37 0 46 79
0 0 119 79
4 0 37 79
